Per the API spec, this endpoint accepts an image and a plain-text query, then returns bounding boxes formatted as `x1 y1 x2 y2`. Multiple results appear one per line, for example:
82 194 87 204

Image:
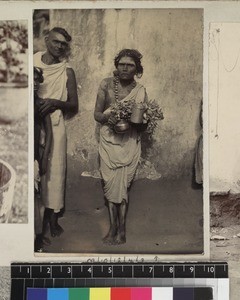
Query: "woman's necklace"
114 76 136 102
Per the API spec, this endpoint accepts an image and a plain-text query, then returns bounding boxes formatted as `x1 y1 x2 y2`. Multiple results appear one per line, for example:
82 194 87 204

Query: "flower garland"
108 98 164 137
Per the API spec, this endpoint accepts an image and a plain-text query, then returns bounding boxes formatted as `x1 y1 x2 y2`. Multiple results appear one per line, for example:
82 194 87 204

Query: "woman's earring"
113 69 119 77
136 73 142 79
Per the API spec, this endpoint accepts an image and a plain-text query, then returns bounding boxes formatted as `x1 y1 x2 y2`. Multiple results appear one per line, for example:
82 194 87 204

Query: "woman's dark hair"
34 67 44 83
114 49 144 78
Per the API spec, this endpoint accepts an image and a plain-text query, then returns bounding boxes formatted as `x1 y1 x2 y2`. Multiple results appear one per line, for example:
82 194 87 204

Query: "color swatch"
27 287 213 300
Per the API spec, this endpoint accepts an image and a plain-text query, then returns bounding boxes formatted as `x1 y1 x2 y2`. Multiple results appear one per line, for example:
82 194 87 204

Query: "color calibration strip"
27 287 213 300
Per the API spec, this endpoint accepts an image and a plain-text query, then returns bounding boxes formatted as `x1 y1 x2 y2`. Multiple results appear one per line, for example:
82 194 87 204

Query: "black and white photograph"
33 8 204 254
0 20 28 224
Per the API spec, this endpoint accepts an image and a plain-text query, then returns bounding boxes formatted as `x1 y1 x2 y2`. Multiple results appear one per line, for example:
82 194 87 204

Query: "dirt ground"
210 195 240 300
0 194 239 299
0 88 28 223
40 176 203 254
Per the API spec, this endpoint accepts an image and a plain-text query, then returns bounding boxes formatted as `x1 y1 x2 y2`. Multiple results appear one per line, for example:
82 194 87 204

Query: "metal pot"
130 103 146 124
114 119 130 133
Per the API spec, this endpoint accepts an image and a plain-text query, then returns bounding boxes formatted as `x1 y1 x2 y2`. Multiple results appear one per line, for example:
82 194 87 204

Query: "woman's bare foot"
102 226 117 245
115 227 126 245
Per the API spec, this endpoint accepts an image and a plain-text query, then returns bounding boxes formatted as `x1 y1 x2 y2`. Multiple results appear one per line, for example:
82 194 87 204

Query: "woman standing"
94 49 147 245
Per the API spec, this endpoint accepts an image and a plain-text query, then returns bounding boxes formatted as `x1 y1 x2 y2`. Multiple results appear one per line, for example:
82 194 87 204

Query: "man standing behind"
34 27 78 238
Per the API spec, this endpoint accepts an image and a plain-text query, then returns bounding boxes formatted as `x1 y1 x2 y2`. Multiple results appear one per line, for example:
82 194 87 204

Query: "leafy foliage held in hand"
108 99 164 137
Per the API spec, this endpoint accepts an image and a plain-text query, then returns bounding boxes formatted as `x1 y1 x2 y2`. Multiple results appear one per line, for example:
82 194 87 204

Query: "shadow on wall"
33 8 203 180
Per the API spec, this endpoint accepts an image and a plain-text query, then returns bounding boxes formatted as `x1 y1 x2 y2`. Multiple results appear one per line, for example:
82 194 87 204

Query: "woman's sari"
99 83 146 204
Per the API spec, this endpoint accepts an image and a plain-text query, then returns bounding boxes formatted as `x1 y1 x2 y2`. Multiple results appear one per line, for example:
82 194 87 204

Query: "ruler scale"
11 262 228 300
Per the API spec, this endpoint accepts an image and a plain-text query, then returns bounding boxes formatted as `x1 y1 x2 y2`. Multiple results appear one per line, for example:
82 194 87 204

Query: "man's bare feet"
50 224 64 237
34 235 44 252
42 236 51 246
49 213 64 237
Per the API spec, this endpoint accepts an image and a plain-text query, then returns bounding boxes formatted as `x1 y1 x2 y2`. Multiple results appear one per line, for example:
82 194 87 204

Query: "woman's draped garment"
99 84 145 203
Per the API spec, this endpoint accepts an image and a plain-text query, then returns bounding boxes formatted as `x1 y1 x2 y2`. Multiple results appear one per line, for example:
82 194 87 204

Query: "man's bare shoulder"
66 67 76 79
33 51 43 64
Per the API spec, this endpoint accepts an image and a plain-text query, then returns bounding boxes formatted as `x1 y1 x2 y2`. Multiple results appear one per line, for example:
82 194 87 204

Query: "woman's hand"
39 99 59 117
108 115 118 126
103 107 112 118
102 107 118 125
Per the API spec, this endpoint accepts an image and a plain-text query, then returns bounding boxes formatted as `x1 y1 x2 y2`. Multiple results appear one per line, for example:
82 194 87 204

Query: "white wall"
50 9 203 178
209 23 240 194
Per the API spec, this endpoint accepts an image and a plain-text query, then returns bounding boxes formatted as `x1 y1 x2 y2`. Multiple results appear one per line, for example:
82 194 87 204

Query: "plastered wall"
37 9 203 180
209 23 240 194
